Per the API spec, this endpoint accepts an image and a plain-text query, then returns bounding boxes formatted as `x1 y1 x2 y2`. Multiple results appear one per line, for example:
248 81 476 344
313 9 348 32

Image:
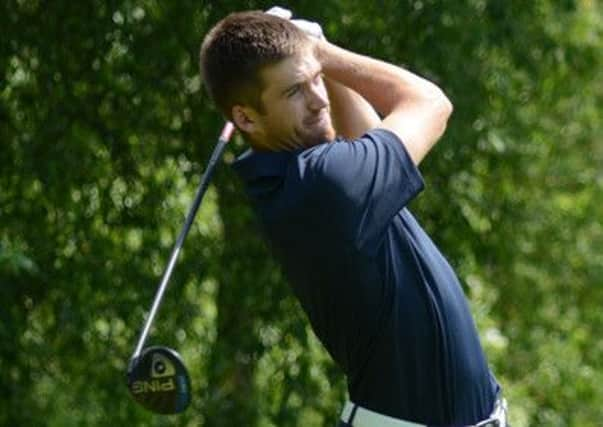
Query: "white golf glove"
265 6 325 40
265 6 292 19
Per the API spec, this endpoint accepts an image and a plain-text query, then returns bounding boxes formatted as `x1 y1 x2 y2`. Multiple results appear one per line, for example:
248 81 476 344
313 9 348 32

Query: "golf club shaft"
131 122 235 360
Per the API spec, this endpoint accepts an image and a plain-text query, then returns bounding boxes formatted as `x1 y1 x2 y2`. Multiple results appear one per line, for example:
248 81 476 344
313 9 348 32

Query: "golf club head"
126 346 191 414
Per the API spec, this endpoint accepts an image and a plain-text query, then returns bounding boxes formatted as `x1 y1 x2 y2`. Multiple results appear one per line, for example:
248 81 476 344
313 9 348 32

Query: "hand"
265 6 292 19
265 6 325 40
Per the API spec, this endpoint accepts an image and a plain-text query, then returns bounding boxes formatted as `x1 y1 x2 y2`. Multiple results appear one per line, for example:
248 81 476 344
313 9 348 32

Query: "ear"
232 105 262 134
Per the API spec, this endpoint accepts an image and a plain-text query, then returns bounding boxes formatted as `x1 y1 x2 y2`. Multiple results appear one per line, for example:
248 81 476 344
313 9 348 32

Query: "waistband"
340 398 508 427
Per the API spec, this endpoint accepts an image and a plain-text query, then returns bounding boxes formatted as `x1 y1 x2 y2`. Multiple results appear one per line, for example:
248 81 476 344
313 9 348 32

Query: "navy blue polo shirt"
232 129 499 425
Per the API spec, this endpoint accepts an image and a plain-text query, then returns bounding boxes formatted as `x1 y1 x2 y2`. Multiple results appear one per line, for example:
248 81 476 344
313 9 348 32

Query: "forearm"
316 40 453 164
325 77 380 139
318 41 444 115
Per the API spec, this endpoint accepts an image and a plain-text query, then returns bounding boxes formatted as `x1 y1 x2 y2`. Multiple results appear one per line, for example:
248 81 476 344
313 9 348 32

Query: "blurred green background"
1 0 601 425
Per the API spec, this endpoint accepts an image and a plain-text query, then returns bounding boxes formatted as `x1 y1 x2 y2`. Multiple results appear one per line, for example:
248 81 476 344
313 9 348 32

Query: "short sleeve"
303 128 424 253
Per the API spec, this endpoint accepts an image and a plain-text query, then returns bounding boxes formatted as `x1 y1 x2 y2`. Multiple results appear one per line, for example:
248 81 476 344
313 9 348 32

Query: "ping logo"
131 378 176 394
151 353 175 378
130 352 177 395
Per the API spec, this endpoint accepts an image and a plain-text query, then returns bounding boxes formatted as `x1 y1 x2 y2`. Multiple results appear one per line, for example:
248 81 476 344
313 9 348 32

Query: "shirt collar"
231 148 302 182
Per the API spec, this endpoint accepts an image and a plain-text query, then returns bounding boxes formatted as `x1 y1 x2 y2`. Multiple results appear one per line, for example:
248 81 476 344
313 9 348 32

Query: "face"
234 48 336 150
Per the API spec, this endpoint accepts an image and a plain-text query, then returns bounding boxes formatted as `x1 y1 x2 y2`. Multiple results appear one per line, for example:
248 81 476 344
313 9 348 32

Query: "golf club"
126 121 235 414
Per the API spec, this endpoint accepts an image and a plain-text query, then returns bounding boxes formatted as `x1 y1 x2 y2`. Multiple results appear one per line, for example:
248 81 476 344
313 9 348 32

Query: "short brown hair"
200 11 309 119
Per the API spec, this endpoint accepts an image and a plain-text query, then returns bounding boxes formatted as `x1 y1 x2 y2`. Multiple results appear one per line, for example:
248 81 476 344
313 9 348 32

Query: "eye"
286 85 300 98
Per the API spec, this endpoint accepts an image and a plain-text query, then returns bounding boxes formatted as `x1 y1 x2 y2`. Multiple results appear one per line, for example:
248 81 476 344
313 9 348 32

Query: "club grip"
219 122 235 143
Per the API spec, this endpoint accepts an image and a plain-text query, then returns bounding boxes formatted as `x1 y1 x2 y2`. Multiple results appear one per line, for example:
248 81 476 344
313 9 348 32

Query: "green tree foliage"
1 1 601 426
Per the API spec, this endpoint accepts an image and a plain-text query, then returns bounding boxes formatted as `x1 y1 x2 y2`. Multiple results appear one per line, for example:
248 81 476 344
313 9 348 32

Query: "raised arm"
316 40 453 165
324 77 381 140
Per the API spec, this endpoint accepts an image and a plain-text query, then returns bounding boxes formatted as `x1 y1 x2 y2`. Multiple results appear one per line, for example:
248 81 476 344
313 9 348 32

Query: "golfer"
200 9 507 427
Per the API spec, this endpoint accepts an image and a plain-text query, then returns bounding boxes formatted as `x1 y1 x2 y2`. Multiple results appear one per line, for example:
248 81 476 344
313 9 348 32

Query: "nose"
306 82 329 112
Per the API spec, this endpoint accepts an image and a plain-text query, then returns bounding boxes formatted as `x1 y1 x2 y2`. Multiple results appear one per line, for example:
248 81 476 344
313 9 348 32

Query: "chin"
320 127 336 144
307 130 334 147
315 122 336 142
295 122 336 147
325 126 336 141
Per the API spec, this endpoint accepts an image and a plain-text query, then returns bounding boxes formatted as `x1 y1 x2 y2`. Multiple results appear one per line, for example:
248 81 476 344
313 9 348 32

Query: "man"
200 9 507 427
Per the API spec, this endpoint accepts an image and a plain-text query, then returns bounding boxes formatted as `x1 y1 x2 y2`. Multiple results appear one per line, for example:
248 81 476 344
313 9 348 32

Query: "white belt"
340 402 426 427
340 398 508 427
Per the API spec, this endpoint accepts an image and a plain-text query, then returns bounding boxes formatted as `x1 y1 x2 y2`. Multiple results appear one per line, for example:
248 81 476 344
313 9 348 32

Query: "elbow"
417 82 453 122
442 92 453 122
431 86 453 122
422 89 453 147
431 89 453 140
441 91 453 120
440 93 453 133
